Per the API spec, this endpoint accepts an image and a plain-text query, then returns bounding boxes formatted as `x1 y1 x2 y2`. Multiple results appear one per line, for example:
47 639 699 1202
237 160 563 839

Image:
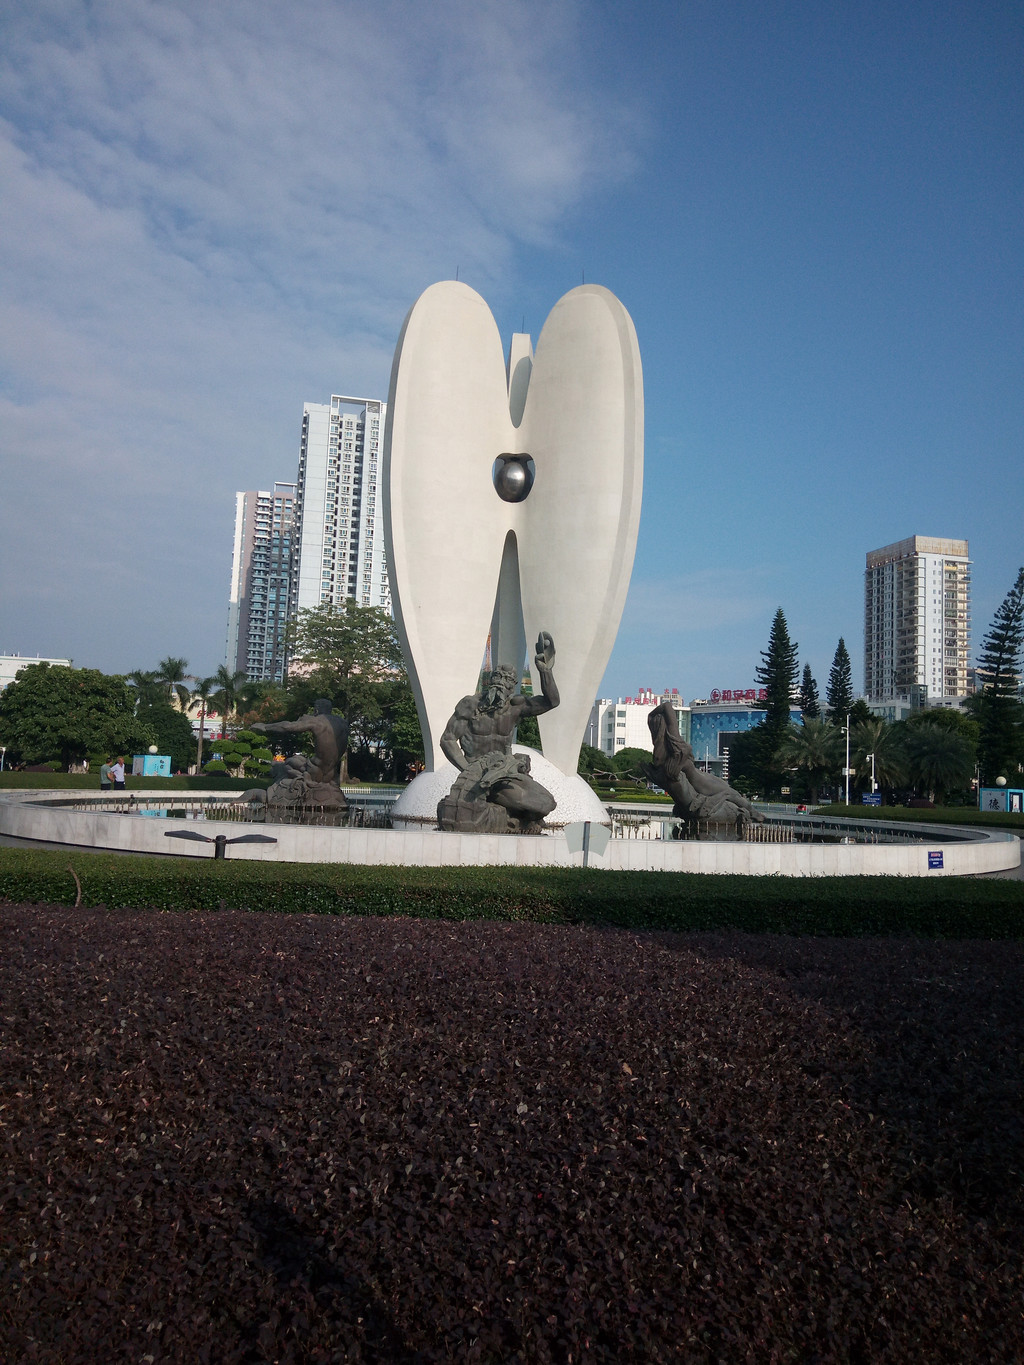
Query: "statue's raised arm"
514 631 559 718
252 717 313 735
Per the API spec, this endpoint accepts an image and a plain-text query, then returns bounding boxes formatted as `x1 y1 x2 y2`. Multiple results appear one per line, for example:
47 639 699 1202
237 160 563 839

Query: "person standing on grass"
99 757 114 792
111 757 126 790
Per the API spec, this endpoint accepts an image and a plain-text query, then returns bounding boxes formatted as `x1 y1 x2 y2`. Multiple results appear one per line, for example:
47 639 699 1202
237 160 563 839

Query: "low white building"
587 687 688 758
0 654 72 691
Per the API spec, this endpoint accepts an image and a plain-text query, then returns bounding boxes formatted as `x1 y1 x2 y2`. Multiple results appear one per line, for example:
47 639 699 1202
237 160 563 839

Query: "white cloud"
0 0 641 672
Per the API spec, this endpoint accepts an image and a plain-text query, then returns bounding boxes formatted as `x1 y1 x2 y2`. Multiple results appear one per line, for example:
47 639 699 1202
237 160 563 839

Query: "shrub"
1 908 1022 1361
0 851 1022 938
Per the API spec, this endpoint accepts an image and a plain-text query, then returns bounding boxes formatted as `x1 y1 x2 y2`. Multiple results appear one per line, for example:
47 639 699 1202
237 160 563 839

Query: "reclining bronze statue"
645 700 764 835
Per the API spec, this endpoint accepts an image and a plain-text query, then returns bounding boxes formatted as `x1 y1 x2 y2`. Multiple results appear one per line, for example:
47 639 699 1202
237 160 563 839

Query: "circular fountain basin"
0 788 1018 876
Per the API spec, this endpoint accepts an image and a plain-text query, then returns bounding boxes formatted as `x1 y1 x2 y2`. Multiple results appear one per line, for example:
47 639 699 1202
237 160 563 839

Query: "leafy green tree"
612 745 655 775
826 638 854 719
900 723 975 804
383 680 426 776
972 567 1024 783
155 656 192 709
799 664 820 719
578 743 610 777
777 718 841 805
236 681 289 727
722 726 772 797
850 718 904 796
0 664 154 770
515 713 541 749
134 702 195 771
285 600 408 779
903 707 980 744
287 600 403 691
346 677 426 781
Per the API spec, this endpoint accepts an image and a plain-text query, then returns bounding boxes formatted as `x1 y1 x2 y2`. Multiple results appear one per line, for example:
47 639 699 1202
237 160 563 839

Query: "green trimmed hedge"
1 848 1022 938
0 772 270 792
817 803 1024 835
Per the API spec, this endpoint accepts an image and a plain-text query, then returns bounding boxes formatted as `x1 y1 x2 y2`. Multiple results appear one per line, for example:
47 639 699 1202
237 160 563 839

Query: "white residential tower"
290 395 389 619
864 536 971 706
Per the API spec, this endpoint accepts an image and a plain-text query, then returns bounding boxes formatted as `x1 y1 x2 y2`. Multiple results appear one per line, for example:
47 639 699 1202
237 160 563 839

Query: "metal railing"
29 792 989 847
49 792 399 830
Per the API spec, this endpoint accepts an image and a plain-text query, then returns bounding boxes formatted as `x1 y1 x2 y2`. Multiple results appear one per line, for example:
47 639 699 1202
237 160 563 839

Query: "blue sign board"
861 793 882 806
927 851 943 870
132 754 172 777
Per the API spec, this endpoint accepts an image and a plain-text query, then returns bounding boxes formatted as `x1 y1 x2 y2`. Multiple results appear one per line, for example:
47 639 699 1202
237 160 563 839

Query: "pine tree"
746 608 800 794
755 609 799 734
799 663 820 718
826 638 854 718
974 567 1024 783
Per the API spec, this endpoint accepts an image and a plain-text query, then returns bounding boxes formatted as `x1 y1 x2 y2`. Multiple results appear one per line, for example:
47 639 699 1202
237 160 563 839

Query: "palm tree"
777 718 841 805
851 719 904 795
126 669 164 709
155 656 192 709
211 666 248 731
191 675 218 772
901 724 975 805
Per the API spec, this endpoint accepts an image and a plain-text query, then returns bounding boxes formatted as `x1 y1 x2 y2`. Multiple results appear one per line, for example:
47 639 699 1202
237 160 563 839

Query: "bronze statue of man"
438 632 559 832
252 699 350 807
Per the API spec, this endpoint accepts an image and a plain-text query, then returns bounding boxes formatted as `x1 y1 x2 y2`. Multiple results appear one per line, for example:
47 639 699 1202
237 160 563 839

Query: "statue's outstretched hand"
535 631 555 669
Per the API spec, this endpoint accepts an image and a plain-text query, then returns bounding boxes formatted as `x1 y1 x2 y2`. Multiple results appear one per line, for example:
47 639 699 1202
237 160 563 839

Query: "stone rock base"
436 794 515 834
266 779 347 810
392 748 609 831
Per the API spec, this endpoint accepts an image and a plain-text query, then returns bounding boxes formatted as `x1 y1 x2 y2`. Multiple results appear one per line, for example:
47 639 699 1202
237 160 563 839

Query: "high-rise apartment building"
226 483 297 683
289 395 389 619
864 536 971 705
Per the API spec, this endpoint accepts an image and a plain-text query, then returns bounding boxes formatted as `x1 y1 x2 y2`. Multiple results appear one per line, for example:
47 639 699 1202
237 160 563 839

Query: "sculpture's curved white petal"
384 282 512 767
518 286 643 775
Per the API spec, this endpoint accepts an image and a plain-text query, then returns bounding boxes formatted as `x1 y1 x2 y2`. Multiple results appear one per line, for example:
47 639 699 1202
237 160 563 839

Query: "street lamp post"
867 751 877 794
844 712 851 806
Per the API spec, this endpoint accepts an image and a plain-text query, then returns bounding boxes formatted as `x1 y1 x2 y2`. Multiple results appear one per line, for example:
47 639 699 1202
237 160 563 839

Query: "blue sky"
1 0 1020 705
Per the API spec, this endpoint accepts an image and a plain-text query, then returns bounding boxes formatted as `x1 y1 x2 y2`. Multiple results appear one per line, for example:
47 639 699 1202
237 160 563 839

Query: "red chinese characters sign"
709 688 768 703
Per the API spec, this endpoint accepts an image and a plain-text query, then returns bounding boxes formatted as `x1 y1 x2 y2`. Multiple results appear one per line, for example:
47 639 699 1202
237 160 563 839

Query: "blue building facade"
689 704 803 777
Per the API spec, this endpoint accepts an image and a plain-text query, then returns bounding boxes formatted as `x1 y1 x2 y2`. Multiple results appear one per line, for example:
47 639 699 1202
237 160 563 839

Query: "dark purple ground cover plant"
1 903 1022 1363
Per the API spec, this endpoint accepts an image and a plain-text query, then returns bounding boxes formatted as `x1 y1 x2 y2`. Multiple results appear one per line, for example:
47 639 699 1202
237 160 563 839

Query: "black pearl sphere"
493 455 534 502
